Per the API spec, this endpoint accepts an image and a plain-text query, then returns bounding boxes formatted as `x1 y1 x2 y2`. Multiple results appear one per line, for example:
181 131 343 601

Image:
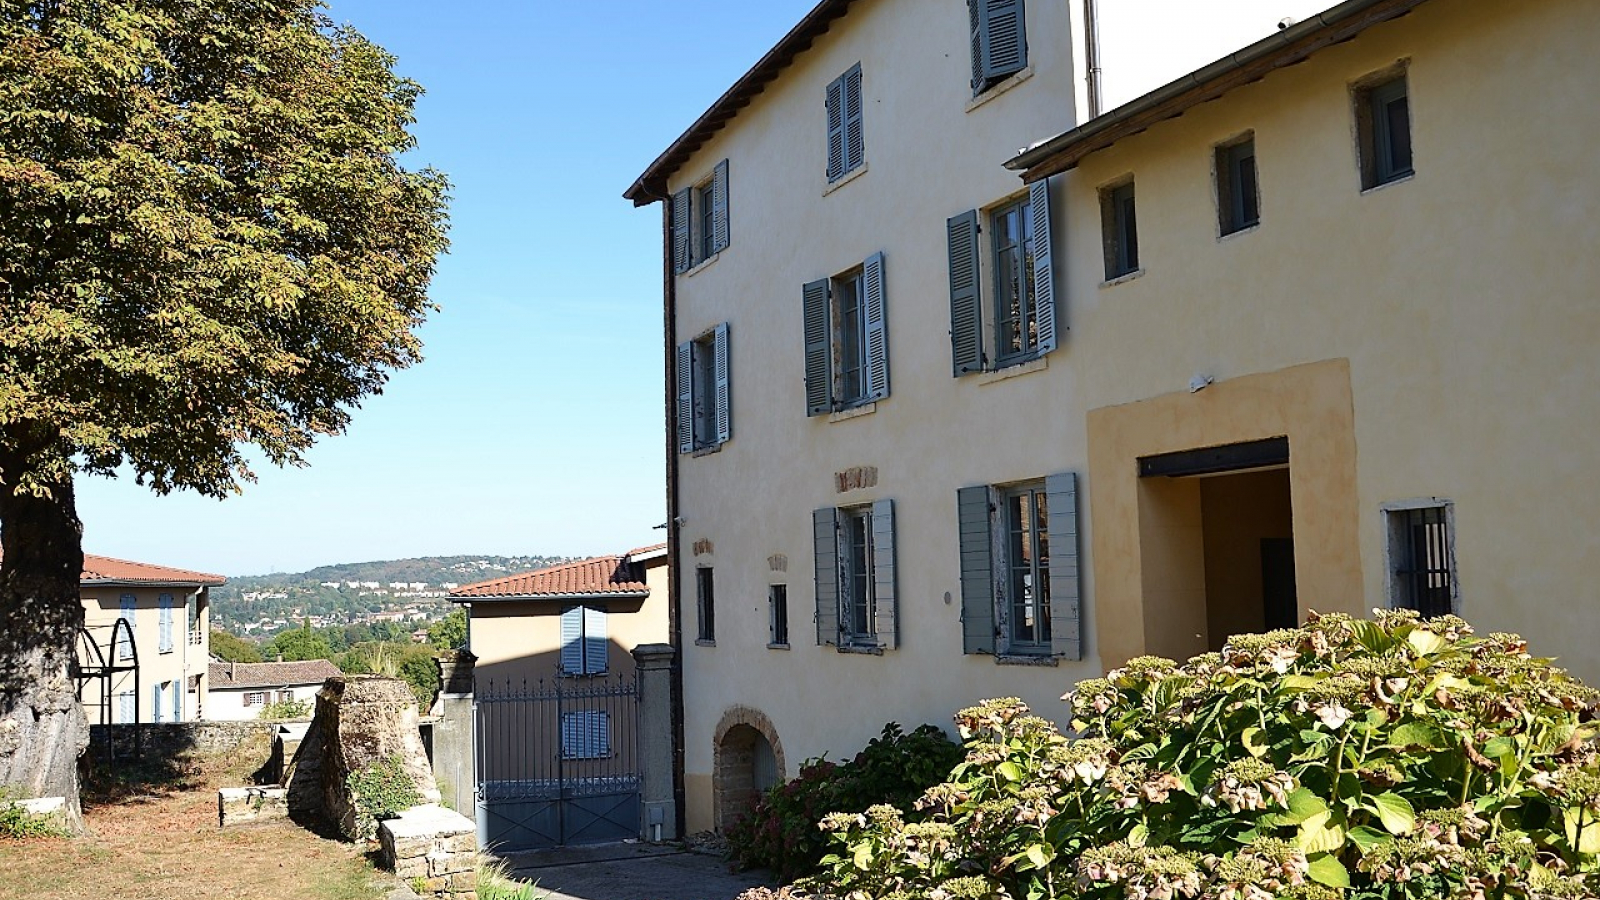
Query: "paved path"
502 843 773 900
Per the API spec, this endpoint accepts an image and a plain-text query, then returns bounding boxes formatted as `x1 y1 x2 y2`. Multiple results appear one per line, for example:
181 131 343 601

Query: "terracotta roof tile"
450 554 649 601
208 659 342 690
626 542 668 558
80 554 226 586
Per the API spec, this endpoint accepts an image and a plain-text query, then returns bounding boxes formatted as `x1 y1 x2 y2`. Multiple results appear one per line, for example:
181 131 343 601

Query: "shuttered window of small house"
972 0 1028 92
159 593 173 652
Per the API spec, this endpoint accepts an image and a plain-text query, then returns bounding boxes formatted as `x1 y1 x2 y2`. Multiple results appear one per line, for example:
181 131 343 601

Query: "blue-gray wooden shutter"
172 682 182 722
870 498 898 650
583 606 607 675
803 278 833 416
671 188 692 274
675 341 694 454
977 0 1028 85
825 75 845 180
862 252 889 402
151 683 164 723
159 593 173 652
713 322 731 445
843 65 864 173
711 159 730 253
1031 177 1058 355
1045 471 1082 660
560 606 584 675
813 508 840 646
119 691 134 724
118 594 136 660
592 710 612 757
967 0 984 93
947 210 984 375
957 485 997 654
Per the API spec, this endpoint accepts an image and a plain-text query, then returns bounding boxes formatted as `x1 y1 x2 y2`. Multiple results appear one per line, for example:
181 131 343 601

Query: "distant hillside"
213 555 573 633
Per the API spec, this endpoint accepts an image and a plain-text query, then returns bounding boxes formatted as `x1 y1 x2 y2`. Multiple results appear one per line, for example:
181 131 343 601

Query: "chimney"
231 660 236 681
276 653 284 664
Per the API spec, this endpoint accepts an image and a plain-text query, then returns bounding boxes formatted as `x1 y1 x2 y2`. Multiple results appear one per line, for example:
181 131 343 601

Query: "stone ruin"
218 674 477 899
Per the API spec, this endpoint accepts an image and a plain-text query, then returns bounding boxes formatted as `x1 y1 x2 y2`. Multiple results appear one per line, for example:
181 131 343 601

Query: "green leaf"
853 842 872 870
1296 810 1347 854
1481 737 1515 759
1283 787 1330 825
1242 726 1269 759
1127 823 1149 848
1389 721 1442 750
996 761 1023 784
1347 825 1392 854
1366 792 1417 836
1023 843 1053 871
1307 854 1352 888
1349 620 1394 654
1281 675 1323 691
1407 627 1448 656
1563 807 1600 854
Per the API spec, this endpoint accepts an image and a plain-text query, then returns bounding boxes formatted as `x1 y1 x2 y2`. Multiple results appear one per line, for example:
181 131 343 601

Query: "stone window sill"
1101 268 1147 289
823 162 869 197
681 250 723 278
695 639 716 648
966 66 1034 113
977 355 1048 385
828 402 877 423
836 643 884 656
995 653 1060 667
767 642 791 651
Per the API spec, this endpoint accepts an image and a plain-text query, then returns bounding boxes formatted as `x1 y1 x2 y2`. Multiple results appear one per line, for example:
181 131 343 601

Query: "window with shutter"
816 502 896 652
678 325 732 453
671 188 691 274
958 473 1082 660
951 180 1058 376
159 593 173 653
826 65 865 183
583 606 608 675
560 710 611 759
805 253 890 415
118 594 136 660
152 683 164 723
971 0 1028 95
672 159 732 274
119 691 135 723
813 508 840 646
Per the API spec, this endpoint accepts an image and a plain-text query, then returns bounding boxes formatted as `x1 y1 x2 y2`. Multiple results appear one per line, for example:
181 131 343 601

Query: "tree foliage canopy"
426 608 466 650
0 0 451 495
208 627 262 663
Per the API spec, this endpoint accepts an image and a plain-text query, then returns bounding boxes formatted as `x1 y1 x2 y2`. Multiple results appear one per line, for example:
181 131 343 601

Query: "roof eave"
1007 0 1429 181
623 0 857 206
450 590 651 604
82 577 224 588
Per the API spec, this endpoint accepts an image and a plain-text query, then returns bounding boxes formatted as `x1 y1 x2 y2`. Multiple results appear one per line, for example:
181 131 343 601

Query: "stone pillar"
430 651 476 819
632 643 678 842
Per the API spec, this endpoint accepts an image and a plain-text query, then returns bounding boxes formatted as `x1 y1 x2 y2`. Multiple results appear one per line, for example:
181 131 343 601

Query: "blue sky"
74 0 1330 576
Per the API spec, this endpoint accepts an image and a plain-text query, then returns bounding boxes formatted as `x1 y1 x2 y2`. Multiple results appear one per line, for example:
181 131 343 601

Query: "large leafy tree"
0 0 450 829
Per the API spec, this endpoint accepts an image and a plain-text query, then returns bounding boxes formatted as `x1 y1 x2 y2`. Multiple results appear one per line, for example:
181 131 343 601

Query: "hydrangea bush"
812 611 1600 900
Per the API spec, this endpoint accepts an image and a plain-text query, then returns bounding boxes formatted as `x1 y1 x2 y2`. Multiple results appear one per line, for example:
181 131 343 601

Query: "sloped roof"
208 659 341 690
449 554 650 601
80 554 226 587
624 0 859 204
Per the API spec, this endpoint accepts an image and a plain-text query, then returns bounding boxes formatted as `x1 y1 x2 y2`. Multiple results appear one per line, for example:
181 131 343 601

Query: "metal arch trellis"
73 617 141 766
474 668 641 850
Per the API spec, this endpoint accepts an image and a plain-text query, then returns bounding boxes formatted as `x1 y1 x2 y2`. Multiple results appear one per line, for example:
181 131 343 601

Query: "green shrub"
0 795 67 840
344 754 422 840
813 611 1600 900
258 697 313 720
726 722 964 882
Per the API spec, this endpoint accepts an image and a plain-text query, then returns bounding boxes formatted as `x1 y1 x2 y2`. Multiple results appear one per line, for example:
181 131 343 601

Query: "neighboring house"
627 0 1600 834
73 554 224 725
448 544 669 686
206 660 343 721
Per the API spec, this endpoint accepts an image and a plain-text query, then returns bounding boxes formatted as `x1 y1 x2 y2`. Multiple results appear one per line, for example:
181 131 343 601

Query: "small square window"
1357 74 1413 189
1216 135 1259 236
769 584 789 647
696 568 716 643
1101 180 1139 280
1387 503 1456 617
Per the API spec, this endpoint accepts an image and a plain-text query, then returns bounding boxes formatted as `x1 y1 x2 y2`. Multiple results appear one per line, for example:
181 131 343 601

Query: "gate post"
632 644 677 842
432 650 477 819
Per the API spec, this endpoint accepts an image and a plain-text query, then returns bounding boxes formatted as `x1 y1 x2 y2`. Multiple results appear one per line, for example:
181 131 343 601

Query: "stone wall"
88 720 280 760
430 652 475 819
379 805 477 899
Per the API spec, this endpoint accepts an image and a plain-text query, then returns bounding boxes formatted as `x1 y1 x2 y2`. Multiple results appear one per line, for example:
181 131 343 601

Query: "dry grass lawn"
0 734 391 900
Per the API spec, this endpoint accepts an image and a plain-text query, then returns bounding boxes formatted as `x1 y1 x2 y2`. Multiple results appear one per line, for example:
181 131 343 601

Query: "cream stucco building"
627 0 1600 835
74 554 222 725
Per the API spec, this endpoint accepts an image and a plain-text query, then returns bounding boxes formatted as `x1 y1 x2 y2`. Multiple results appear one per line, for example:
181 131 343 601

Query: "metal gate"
475 673 641 851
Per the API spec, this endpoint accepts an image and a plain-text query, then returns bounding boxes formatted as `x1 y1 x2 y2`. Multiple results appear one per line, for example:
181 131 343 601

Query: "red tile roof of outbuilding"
449 554 650 601
71 554 226 586
208 660 342 690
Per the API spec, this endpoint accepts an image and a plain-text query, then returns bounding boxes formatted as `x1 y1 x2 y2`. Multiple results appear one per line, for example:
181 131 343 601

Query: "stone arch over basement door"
712 706 787 831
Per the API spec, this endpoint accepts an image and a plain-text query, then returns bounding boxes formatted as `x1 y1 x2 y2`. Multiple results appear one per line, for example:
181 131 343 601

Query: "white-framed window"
804 253 889 415
676 323 731 453
1384 500 1456 617
813 499 897 651
948 179 1056 375
560 710 611 760
958 472 1083 660
244 691 268 707
969 0 1028 95
158 593 174 653
671 159 730 273
825 64 864 182
560 605 608 676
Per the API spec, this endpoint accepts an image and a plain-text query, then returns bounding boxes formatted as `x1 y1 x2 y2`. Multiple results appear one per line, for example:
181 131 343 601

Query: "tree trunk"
0 445 89 833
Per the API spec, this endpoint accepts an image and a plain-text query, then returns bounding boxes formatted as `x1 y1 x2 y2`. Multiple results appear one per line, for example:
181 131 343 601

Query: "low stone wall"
379 805 477 899
217 786 289 827
89 721 283 760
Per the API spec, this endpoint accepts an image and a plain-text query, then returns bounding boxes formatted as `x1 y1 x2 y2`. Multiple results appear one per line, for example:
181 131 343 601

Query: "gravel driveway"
501 843 774 900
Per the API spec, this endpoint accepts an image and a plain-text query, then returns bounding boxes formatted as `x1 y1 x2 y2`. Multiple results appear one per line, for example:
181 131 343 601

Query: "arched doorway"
712 706 786 831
